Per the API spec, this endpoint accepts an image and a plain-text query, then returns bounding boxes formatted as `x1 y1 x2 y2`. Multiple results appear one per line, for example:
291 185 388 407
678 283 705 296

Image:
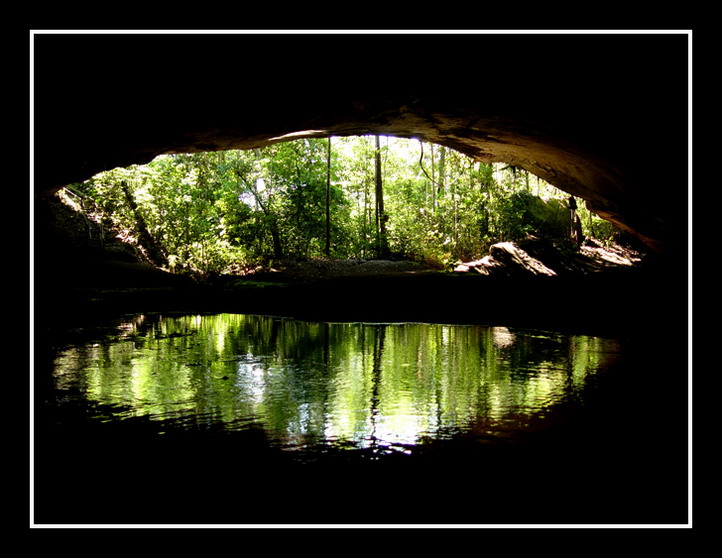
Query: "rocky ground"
224 236 644 285
451 236 644 277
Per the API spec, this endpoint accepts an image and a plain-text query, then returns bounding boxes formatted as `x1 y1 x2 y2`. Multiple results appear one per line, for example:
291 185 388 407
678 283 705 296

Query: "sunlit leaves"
75 136 619 276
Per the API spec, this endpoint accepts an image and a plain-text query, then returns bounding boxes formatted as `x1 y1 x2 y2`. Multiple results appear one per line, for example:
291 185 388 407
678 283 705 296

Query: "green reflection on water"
52 314 619 449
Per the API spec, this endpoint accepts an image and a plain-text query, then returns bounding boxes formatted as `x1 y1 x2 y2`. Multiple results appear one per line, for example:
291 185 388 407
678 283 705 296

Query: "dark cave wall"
32 33 689 254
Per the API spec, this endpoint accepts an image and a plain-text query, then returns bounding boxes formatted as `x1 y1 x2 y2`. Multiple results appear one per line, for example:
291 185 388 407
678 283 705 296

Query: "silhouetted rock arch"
33 32 689 254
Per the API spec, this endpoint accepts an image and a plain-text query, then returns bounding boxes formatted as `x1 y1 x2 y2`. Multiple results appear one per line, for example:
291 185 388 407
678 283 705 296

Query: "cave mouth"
53 134 642 280
34 132 660 339
59 117 652 251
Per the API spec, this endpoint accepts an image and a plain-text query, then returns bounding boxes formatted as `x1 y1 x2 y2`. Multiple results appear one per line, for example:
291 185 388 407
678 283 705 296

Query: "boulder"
455 242 557 277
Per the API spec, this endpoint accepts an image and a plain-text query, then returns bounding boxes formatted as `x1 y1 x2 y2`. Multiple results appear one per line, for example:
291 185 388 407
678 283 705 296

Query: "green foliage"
73 136 622 276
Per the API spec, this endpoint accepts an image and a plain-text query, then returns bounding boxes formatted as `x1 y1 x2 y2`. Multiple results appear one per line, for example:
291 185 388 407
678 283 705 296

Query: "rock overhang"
32 32 689 254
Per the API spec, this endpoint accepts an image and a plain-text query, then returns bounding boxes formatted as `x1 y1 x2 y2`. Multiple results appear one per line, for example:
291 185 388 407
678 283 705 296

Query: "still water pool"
49 313 619 450
35 313 688 525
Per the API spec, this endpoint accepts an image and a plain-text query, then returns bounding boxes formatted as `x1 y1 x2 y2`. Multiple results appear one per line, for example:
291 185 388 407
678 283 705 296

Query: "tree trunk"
374 135 389 259
119 180 167 267
269 221 284 260
243 173 284 260
437 144 445 202
430 143 436 210
325 137 331 257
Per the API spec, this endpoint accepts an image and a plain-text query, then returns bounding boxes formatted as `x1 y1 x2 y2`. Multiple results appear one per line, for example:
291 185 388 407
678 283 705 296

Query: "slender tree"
374 135 389 258
119 180 168 267
325 137 332 257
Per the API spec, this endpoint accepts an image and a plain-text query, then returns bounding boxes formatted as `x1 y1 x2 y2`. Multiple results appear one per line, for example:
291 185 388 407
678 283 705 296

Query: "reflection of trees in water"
368 324 386 448
53 314 618 447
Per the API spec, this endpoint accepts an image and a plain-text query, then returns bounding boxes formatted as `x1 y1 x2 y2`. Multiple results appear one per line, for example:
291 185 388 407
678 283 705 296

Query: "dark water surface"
34 313 689 526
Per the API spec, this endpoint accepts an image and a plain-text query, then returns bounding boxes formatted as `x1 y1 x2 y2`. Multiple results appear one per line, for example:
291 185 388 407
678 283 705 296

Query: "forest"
65 135 622 278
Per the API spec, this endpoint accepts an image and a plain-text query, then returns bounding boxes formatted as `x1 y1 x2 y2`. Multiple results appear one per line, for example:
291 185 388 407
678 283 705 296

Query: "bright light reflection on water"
51 313 620 452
